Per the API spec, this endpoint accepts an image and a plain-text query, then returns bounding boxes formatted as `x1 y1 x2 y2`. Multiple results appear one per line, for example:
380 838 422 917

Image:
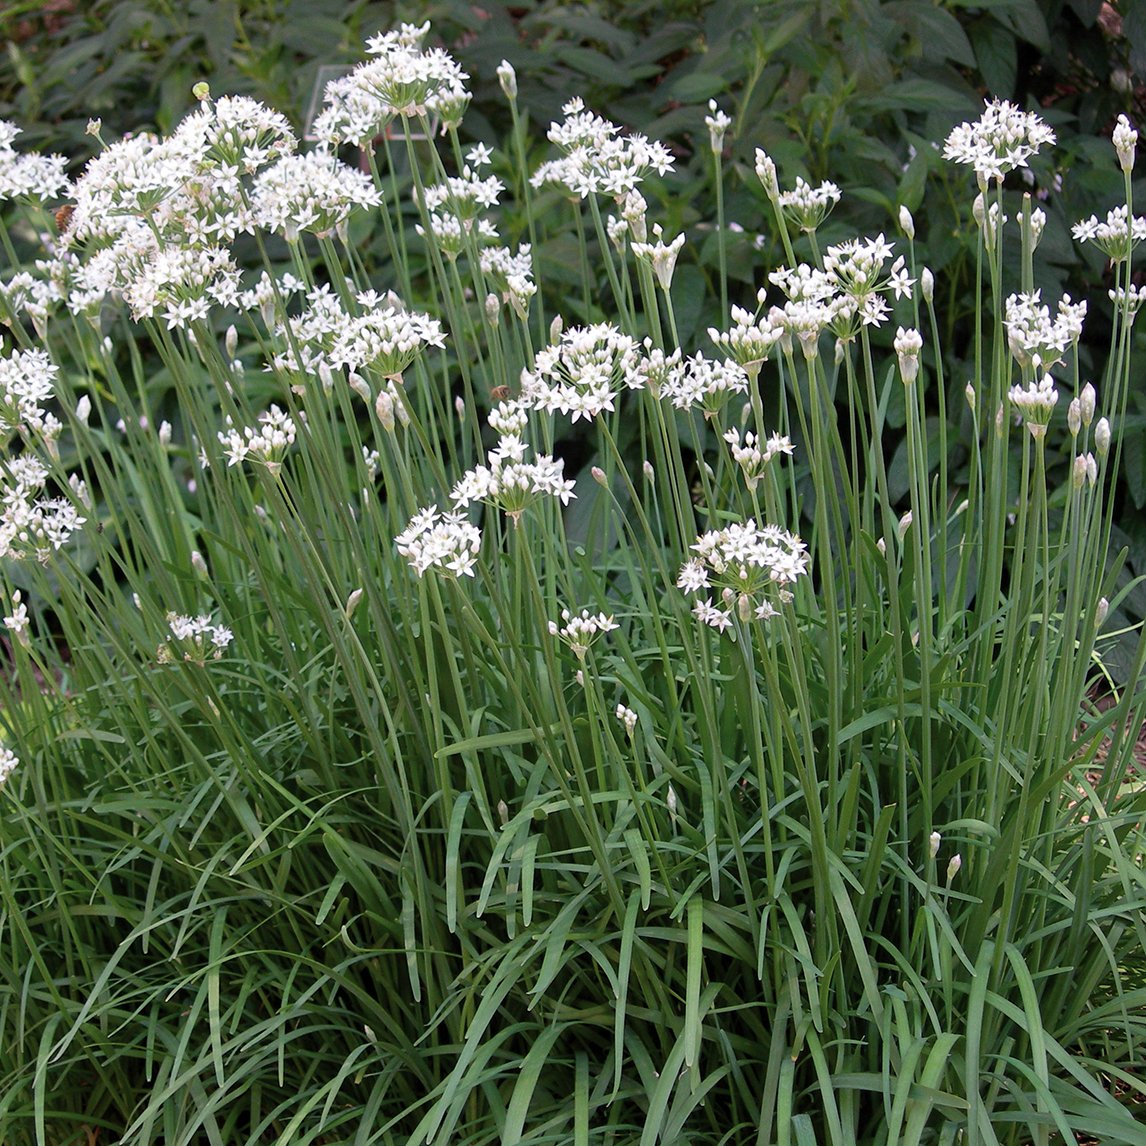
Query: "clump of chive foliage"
0 24 1144 1146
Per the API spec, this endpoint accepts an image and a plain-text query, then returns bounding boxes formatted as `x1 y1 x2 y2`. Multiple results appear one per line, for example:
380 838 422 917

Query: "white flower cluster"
0 340 60 442
531 97 674 201
251 149 381 240
0 119 69 203
395 505 482 578
708 304 785 371
615 703 638 737
330 299 446 380
723 428 794 491
44 96 297 327
943 98 1056 184
677 519 808 631
422 166 503 220
313 22 470 145
415 144 500 257
762 237 911 351
268 286 444 390
0 746 17 788
1003 290 1085 373
778 176 841 233
1072 205 1146 262
234 270 305 322
218 405 297 473
0 457 86 563
1007 375 1058 438
450 433 576 524
519 322 641 422
548 608 618 659
157 611 234 664
659 353 749 418
4 590 29 647
479 244 536 319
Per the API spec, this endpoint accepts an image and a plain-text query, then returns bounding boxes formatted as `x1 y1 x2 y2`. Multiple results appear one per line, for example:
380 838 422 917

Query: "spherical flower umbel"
708 305 785 372
218 405 297 474
1072 205 1146 262
1003 290 1085 374
313 24 470 145
450 437 576 524
723 428 794 491
251 149 381 240
943 98 1056 185
778 176 841 233
519 322 641 422
677 518 808 632
0 341 58 441
658 352 749 418
1008 374 1059 438
157 611 234 665
530 97 674 201
548 608 618 659
395 505 482 577
330 300 446 380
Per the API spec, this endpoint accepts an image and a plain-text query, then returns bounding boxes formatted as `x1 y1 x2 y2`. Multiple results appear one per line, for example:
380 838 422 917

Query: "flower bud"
929 831 941 860
1068 399 1081 437
898 510 913 541
549 314 563 344
1095 417 1111 458
348 372 371 403
75 395 91 425
485 292 500 325
754 149 779 199
965 382 976 411
1080 382 1096 426
1073 454 1088 489
191 550 208 577
898 204 915 240
1096 597 1109 627
375 390 395 431
945 854 962 884
346 588 364 617
455 395 466 421
894 326 923 384
920 267 934 304
497 60 517 101
1114 114 1138 173
591 465 607 486
1086 452 1098 485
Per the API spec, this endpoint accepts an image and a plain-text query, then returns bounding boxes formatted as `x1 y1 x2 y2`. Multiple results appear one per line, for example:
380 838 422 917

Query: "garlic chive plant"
0 24 1142 1144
